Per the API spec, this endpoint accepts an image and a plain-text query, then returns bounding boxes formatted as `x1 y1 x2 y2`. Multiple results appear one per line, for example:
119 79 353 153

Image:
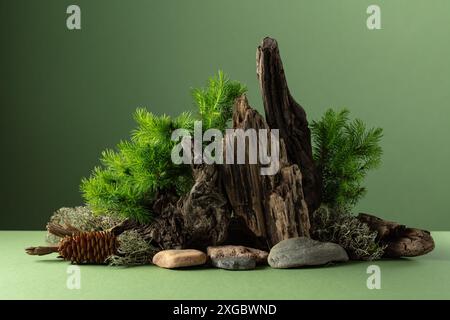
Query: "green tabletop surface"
1 231 449 300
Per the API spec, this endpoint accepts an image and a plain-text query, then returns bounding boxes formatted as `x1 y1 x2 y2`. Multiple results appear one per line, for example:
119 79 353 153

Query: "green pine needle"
192 70 246 131
81 71 246 223
311 108 383 210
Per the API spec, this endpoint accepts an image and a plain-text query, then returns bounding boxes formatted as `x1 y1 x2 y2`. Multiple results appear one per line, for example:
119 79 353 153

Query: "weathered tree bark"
221 95 310 248
26 37 437 265
137 38 321 251
180 164 231 248
123 38 320 251
137 95 312 250
257 37 321 214
134 164 231 250
358 213 435 258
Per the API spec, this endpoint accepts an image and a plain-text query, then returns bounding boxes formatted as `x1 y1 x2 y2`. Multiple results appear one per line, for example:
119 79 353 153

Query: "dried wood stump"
257 37 321 214
358 213 435 257
221 95 310 248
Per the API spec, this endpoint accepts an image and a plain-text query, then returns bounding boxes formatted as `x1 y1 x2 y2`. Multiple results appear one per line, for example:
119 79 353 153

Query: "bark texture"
358 213 435 258
26 37 436 263
140 96 311 250
257 37 321 214
139 38 319 250
221 95 310 248
135 164 231 250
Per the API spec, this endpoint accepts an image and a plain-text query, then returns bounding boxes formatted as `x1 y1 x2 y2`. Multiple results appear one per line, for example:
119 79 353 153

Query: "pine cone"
26 221 135 264
58 231 118 264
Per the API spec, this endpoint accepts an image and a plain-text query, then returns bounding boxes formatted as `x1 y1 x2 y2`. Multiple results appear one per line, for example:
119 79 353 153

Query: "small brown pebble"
152 249 207 269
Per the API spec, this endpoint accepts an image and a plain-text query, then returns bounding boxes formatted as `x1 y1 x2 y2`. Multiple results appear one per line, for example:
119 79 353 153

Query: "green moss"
311 205 385 260
46 206 124 244
107 230 157 266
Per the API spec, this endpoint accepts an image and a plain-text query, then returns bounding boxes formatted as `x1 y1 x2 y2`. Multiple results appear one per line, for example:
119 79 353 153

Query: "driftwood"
135 164 231 250
358 213 435 257
140 96 311 250
140 38 317 250
180 164 231 248
27 38 435 261
221 96 310 248
257 37 321 214
26 37 436 262
143 37 435 256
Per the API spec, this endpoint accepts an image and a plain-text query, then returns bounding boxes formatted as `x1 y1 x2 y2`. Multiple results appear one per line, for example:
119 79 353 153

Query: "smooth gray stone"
211 256 256 270
268 237 349 268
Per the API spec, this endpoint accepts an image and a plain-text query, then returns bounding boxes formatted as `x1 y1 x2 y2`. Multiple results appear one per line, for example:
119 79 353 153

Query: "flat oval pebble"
268 237 349 268
152 249 207 269
211 256 256 270
207 245 268 264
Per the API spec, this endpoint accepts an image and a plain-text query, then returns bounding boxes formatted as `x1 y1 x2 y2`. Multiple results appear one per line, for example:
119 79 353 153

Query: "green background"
1 0 449 230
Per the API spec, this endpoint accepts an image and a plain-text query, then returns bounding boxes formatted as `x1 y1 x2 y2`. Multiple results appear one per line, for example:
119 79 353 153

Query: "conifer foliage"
311 109 383 211
193 71 247 131
81 71 246 223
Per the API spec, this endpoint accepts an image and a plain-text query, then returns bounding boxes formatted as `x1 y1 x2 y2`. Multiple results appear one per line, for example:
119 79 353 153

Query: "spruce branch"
193 70 247 131
81 71 245 223
311 108 383 210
